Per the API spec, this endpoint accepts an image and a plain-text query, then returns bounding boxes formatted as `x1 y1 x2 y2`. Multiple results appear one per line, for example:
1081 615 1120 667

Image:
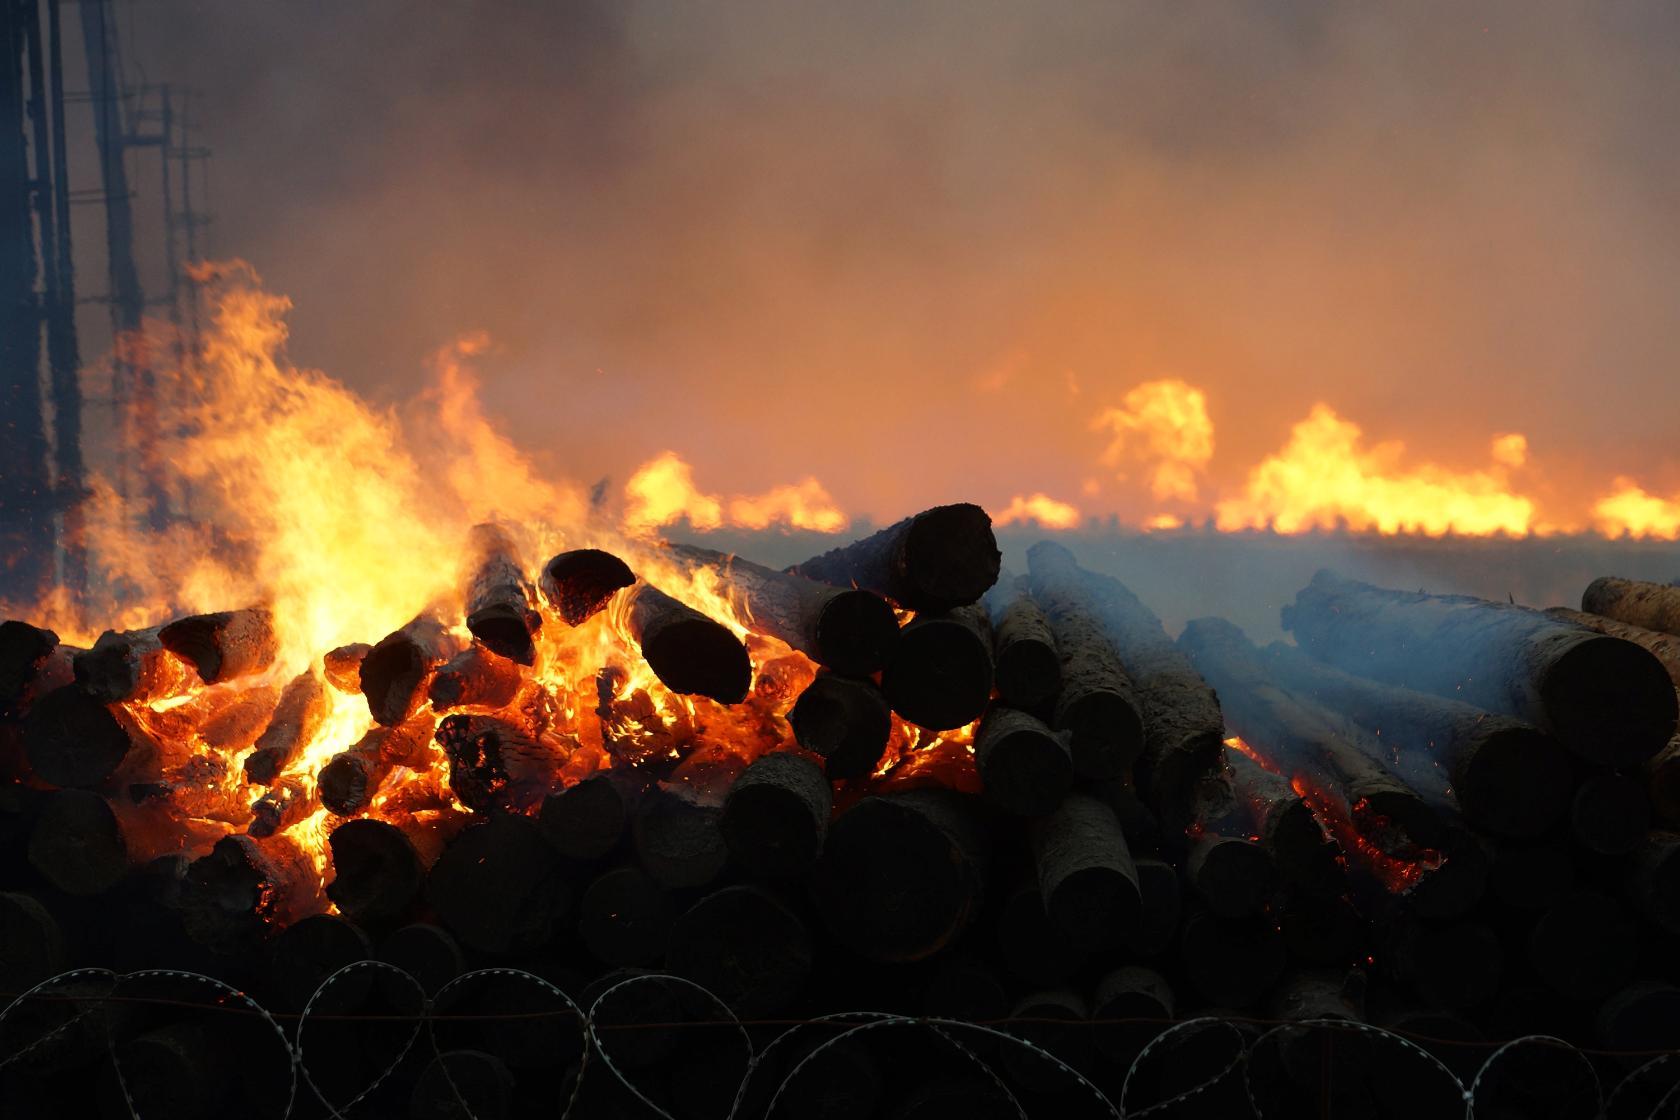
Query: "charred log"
247 777 313 838
462 523 541 664
719 752 831 878
788 671 891 779
360 615 462 727
539 548 635 626
157 608 277 685
983 574 1062 711
879 603 993 731
427 644 524 712
621 582 751 705
578 865 669 967
326 818 423 926
22 684 134 788
243 669 330 784
664 541 899 676
973 705 1072 816
1226 748 1341 894
195 683 282 753
178 834 313 954
538 770 643 862
666 885 813 1018
73 626 195 704
436 713 563 815
811 789 988 962
631 782 728 890
27 789 127 896
321 643 371 693
0 621 72 719
1031 792 1141 951
1024 545 1144 779
426 814 568 955
788 502 1000 612
317 717 434 816
1282 569 1677 766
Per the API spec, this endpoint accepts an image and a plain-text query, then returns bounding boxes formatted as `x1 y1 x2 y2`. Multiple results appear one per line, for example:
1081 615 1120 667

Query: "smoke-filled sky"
114 1 1680 526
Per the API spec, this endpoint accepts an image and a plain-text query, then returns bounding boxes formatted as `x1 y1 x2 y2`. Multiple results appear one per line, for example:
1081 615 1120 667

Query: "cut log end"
1455 725 1572 839
465 604 538 666
813 588 901 677
789 672 892 779
881 606 993 731
902 503 1003 610
22 684 132 789
540 549 635 626
974 706 1072 816
157 608 277 685
624 583 752 705
1541 634 1678 767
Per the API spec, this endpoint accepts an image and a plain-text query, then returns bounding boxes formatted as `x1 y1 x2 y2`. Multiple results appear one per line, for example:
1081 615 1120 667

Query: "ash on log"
880 603 994 731
1583 576 1680 637
157 607 277 685
22 684 136 787
538 770 643 862
321 642 371 693
427 644 524 712
578 865 669 966
1282 569 1677 766
72 625 196 703
27 788 127 896
788 501 1001 612
719 752 830 877
325 817 423 926
788 671 891 779
462 523 541 665
1023 548 1144 779
984 574 1061 711
973 706 1072 816
1226 748 1341 894
620 582 751 704
812 789 988 962
437 712 563 815
1261 639 1572 839
1035 541 1232 830
243 668 330 784
427 813 568 955
0 621 74 719
1180 617 1442 849
1031 792 1141 951
666 885 813 1017
664 541 899 676
317 716 434 816
538 547 635 626
360 615 462 726
632 781 728 889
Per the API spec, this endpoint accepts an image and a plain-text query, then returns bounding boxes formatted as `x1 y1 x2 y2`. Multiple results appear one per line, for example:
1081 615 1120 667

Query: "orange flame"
994 493 1082 530
1592 478 1680 540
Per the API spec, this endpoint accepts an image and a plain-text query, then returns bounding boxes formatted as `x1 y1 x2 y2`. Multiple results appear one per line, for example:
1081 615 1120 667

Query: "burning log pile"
5 511 1680 1116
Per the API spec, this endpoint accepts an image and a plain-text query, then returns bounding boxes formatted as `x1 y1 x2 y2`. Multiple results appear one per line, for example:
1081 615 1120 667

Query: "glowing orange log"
360 615 463 726
619 582 751 705
243 669 330 784
1284 570 1676 767
1225 745 1341 894
73 626 196 704
436 712 565 815
321 642 371 693
427 644 523 712
463 523 541 665
662 541 899 676
178 833 315 953
789 502 1001 613
247 776 312 838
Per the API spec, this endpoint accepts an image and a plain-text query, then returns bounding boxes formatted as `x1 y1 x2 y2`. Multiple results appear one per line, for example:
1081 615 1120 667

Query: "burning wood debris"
6 506 1680 1112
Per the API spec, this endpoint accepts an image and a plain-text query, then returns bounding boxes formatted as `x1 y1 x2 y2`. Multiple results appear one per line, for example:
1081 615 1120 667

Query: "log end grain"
813 588 901 677
1541 633 1678 767
539 549 635 627
788 672 891 780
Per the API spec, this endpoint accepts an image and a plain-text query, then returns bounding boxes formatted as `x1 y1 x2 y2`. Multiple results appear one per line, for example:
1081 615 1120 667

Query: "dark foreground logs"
28 788 127 895
1180 909 1285 1008
1024 546 1144 779
1583 576 1680 637
983 575 1061 710
157 607 277 685
788 672 892 779
179 834 313 954
22 684 136 787
1030 792 1141 951
620 582 751 704
881 604 994 731
579 865 669 966
973 706 1072 816
663 541 899 676
325 818 423 926
719 752 830 877
243 668 330 784
361 615 463 727
790 502 1000 612
1185 833 1274 918
1571 771 1651 856
427 814 568 955
538 770 642 862
1261 640 1572 838
1283 569 1677 766
463 523 541 664
812 790 988 961
632 782 728 889
1225 748 1341 893
0 620 70 719
666 885 813 1017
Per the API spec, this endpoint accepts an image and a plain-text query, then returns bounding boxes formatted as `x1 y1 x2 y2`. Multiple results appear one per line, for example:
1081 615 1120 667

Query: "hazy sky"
98 1 1680 523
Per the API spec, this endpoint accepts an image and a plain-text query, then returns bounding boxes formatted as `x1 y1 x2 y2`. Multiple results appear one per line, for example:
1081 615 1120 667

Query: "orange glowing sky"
99 2 1680 536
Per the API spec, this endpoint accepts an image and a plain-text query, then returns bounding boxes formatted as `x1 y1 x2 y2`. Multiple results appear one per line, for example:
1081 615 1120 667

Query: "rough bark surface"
789 502 1001 612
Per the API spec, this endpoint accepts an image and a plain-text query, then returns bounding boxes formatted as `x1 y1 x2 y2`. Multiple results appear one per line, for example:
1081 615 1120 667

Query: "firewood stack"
4 511 1680 1117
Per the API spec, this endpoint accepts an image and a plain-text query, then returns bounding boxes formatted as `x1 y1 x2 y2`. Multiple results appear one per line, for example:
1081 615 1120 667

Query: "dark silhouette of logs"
789 502 1000 612
538 548 635 627
22 684 135 787
787 671 891 779
1283 569 1677 766
243 668 330 784
1091 966 1175 1069
973 706 1072 816
73 625 195 703
1277 889 1362 966
812 790 988 962
317 717 434 816
27 789 126 896
463 523 541 665
1261 639 1572 839
620 582 751 704
880 603 993 731
984 575 1061 711
1180 908 1285 1008
179 834 313 954
1628 831 1680 934
1583 576 1680 637
410 1050 516 1120
1571 771 1651 856
436 713 563 815
378 922 463 996
326 818 423 926
1377 909 1503 1010
427 644 524 712
264 912 371 1011
1030 792 1141 951
0 890 64 992
361 616 463 726
663 541 899 676
538 770 643 862
666 884 813 1017
1488 839 1574 912
1597 982 1680 1052
0 621 73 719
631 783 728 889
111 1021 234 1120
1000 989 1091 1093
1121 857 1181 958
157 607 277 685
195 682 282 752
1529 889 1636 1002
1023 546 1144 779
426 814 568 954
996 880 1089 986
1226 748 1342 894
322 642 371 693
719 752 830 877
578 865 669 967
1185 833 1273 917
